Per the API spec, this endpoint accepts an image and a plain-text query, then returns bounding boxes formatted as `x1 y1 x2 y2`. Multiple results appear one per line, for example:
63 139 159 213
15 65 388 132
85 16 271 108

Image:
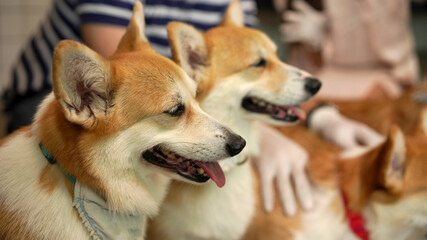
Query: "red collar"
341 192 370 240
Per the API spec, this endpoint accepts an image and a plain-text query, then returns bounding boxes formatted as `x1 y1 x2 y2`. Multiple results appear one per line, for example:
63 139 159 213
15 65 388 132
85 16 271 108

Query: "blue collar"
39 144 76 184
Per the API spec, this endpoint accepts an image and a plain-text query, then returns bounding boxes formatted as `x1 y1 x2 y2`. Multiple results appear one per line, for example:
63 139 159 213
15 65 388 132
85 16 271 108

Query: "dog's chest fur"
153 162 254 240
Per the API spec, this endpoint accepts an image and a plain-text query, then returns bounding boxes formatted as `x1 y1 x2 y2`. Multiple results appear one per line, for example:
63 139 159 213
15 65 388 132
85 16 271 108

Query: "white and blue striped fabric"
4 0 257 109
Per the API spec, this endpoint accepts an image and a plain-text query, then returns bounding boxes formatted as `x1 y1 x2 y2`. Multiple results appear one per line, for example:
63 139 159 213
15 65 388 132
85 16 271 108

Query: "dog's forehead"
112 53 181 78
107 53 195 122
206 27 276 55
205 27 277 76
111 52 195 93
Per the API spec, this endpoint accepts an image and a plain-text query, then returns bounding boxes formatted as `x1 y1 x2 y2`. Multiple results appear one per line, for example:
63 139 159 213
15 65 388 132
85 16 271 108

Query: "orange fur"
334 85 427 135
38 164 60 194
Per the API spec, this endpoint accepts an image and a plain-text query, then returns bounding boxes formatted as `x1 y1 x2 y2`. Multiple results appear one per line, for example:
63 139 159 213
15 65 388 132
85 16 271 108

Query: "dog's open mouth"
142 146 225 187
242 96 306 122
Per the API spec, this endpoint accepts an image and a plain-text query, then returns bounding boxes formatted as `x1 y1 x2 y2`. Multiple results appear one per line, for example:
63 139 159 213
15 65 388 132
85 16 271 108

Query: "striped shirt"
3 0 257 109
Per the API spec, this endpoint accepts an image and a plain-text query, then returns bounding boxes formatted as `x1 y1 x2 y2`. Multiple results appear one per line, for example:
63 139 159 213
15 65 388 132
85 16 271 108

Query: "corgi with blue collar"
0 2 245 239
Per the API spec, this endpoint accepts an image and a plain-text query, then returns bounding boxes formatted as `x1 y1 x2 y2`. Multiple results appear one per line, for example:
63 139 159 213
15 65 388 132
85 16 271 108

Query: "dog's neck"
33 94 104 195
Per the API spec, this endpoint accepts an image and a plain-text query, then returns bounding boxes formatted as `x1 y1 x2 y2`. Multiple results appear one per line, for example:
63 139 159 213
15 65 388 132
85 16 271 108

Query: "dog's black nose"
226 135 246 156
304 77 322 95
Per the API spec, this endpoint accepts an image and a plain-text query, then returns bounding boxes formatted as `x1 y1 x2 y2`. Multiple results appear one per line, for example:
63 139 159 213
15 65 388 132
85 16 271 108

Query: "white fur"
363 192 427 240
298 187 358 240
154 161 254 240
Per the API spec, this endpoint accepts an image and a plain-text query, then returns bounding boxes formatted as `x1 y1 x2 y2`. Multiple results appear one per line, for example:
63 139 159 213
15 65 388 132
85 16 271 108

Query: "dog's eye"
165 104 185 117
251 58 267 68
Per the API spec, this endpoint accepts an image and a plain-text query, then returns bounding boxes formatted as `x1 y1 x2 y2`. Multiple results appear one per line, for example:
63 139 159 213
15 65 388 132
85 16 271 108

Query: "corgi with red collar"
245 108 427 240
0 2 245 239
339 114 427 240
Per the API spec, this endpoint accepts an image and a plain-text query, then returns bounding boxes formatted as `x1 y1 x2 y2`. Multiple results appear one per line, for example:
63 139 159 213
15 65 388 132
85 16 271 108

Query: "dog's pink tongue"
195 161 226 188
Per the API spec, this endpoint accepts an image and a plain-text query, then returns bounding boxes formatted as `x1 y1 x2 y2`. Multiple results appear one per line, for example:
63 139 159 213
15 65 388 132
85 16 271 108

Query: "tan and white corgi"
0 2 245 239
147 1 321 239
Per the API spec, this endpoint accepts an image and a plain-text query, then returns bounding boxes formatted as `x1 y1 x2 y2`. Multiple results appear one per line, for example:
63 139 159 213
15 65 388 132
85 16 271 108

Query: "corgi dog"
339 114 427 240
244 108 427 240
147 1 321 239
0 2 245 239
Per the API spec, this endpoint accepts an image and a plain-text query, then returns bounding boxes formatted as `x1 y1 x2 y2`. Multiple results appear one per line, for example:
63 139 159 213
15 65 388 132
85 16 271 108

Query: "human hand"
279 0 327 49
253 123 313 216
308 106 385 148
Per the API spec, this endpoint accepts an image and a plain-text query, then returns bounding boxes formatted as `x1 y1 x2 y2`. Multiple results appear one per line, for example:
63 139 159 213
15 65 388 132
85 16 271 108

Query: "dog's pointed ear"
378 125 407 194
167 22 208 85
220 0 245 27
116 1 148 53
53 40 113 130
416 107 427 136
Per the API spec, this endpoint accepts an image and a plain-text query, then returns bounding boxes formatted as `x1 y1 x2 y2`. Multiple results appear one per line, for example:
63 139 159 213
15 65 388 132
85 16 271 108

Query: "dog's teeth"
287 109 293 115
197 168 205 174
252 98 259 103
258 101 266 107
185 161 190 166
177 157 183 162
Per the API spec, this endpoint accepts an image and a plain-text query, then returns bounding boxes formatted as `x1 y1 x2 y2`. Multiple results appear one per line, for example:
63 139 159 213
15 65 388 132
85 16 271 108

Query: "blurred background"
255 0 427 76
0 0 426 137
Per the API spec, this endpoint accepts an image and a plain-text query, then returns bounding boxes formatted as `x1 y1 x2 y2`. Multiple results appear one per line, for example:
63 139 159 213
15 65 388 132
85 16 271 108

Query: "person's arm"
307 104 384 148
81 24 127 58
302 97 384 148
76 0 134 57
